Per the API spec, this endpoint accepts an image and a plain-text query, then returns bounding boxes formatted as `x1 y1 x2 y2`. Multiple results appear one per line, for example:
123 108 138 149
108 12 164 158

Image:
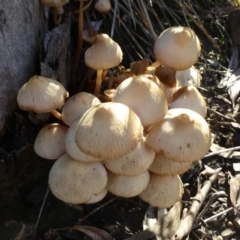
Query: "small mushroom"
34 123 68 160
41 0 69 24
75 102 143 160
17 75 68 121
149 152 192 176
85 33 123 96
112 75 168 128
65 120 101 163
62 92 101 126
104 137 155 176
107 170 150 198
139 173 183 208
85 188 108 204
49 154 108 204
170 86 207 118
154 26 201 70
94 0 111 13
146 108 211 162
176 66 202 87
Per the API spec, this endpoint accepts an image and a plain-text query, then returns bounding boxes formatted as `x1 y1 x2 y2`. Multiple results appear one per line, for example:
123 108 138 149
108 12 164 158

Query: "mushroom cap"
85 33 123 70
104 137 155 176
139 173 183 208
142 73 174 103
146 108 211 162
62 92 101 126
76 102 143 160
112 75 168 128
85 188 108 204
17 75 69 113
94 0 111 13
170 86 207 118
49 154 108 204
176 66 202 87
34 123 68 160
107 171 150 198
41 0 69 7
149 152 192 175
154 26 201 70
65 120 102 163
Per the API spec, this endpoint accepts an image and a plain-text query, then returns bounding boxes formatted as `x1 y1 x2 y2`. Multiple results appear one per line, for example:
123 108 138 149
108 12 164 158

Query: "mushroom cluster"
17 28 211 209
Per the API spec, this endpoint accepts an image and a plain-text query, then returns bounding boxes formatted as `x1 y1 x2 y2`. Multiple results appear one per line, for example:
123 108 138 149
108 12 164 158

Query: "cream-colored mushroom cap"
85 188 108 204
65 120 101 163
139 173 183 208
17 75 69 113
176 66 202 87
170 86 207 118
107 171 150 198
62 92 101 126
85 33 123 70
146 108 211 162
104 137 155 176
76 102 143 160
49 154 108 204
41 0 69 7
94 0 111 13
154 26 201 70
112 75 168 128
34 123 68 160
149 152 192 175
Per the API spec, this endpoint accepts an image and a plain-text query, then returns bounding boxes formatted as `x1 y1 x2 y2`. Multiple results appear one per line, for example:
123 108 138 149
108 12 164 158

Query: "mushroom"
176 66 202 87
65 120 102 163
146 108 211 162
94 0 111 13
84 33 123 96
49 154 108 204
141 73 174 103
104 137 155 176
139 173 183 208
17 75 69 121
41 0 69 24
75 102 143 160
107 170 150 198
34 123 68 160
154 65 177 88
112 75 168 128
85 188 108 204
62 92 101 126
149 152 192 176
169 86 207 118
154 26 201 70
130 59 150 75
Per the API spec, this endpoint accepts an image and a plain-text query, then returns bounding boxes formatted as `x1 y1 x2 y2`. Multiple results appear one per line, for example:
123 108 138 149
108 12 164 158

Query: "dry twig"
171 166 222 240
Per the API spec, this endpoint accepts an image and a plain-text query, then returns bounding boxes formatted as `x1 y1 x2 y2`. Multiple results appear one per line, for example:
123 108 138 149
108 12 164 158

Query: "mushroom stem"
151 61 161 68
51 109 63 121
94 69 103 97
53 7 63 25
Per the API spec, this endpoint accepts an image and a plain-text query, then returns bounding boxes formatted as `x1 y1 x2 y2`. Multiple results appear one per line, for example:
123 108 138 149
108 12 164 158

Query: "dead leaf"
229 174 240 208
210 143 240 158
142 201 182 240
227 68 240 108
71 225 114 240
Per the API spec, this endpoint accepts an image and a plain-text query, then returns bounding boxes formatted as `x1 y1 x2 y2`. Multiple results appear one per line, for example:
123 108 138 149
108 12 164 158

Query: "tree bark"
0 0 46 137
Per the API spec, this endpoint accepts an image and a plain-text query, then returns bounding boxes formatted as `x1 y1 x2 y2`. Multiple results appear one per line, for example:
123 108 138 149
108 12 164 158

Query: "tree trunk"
0 0 46 137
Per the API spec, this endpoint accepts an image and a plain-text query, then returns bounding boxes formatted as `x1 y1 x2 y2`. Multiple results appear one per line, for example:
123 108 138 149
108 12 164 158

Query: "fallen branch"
171 166 222 240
